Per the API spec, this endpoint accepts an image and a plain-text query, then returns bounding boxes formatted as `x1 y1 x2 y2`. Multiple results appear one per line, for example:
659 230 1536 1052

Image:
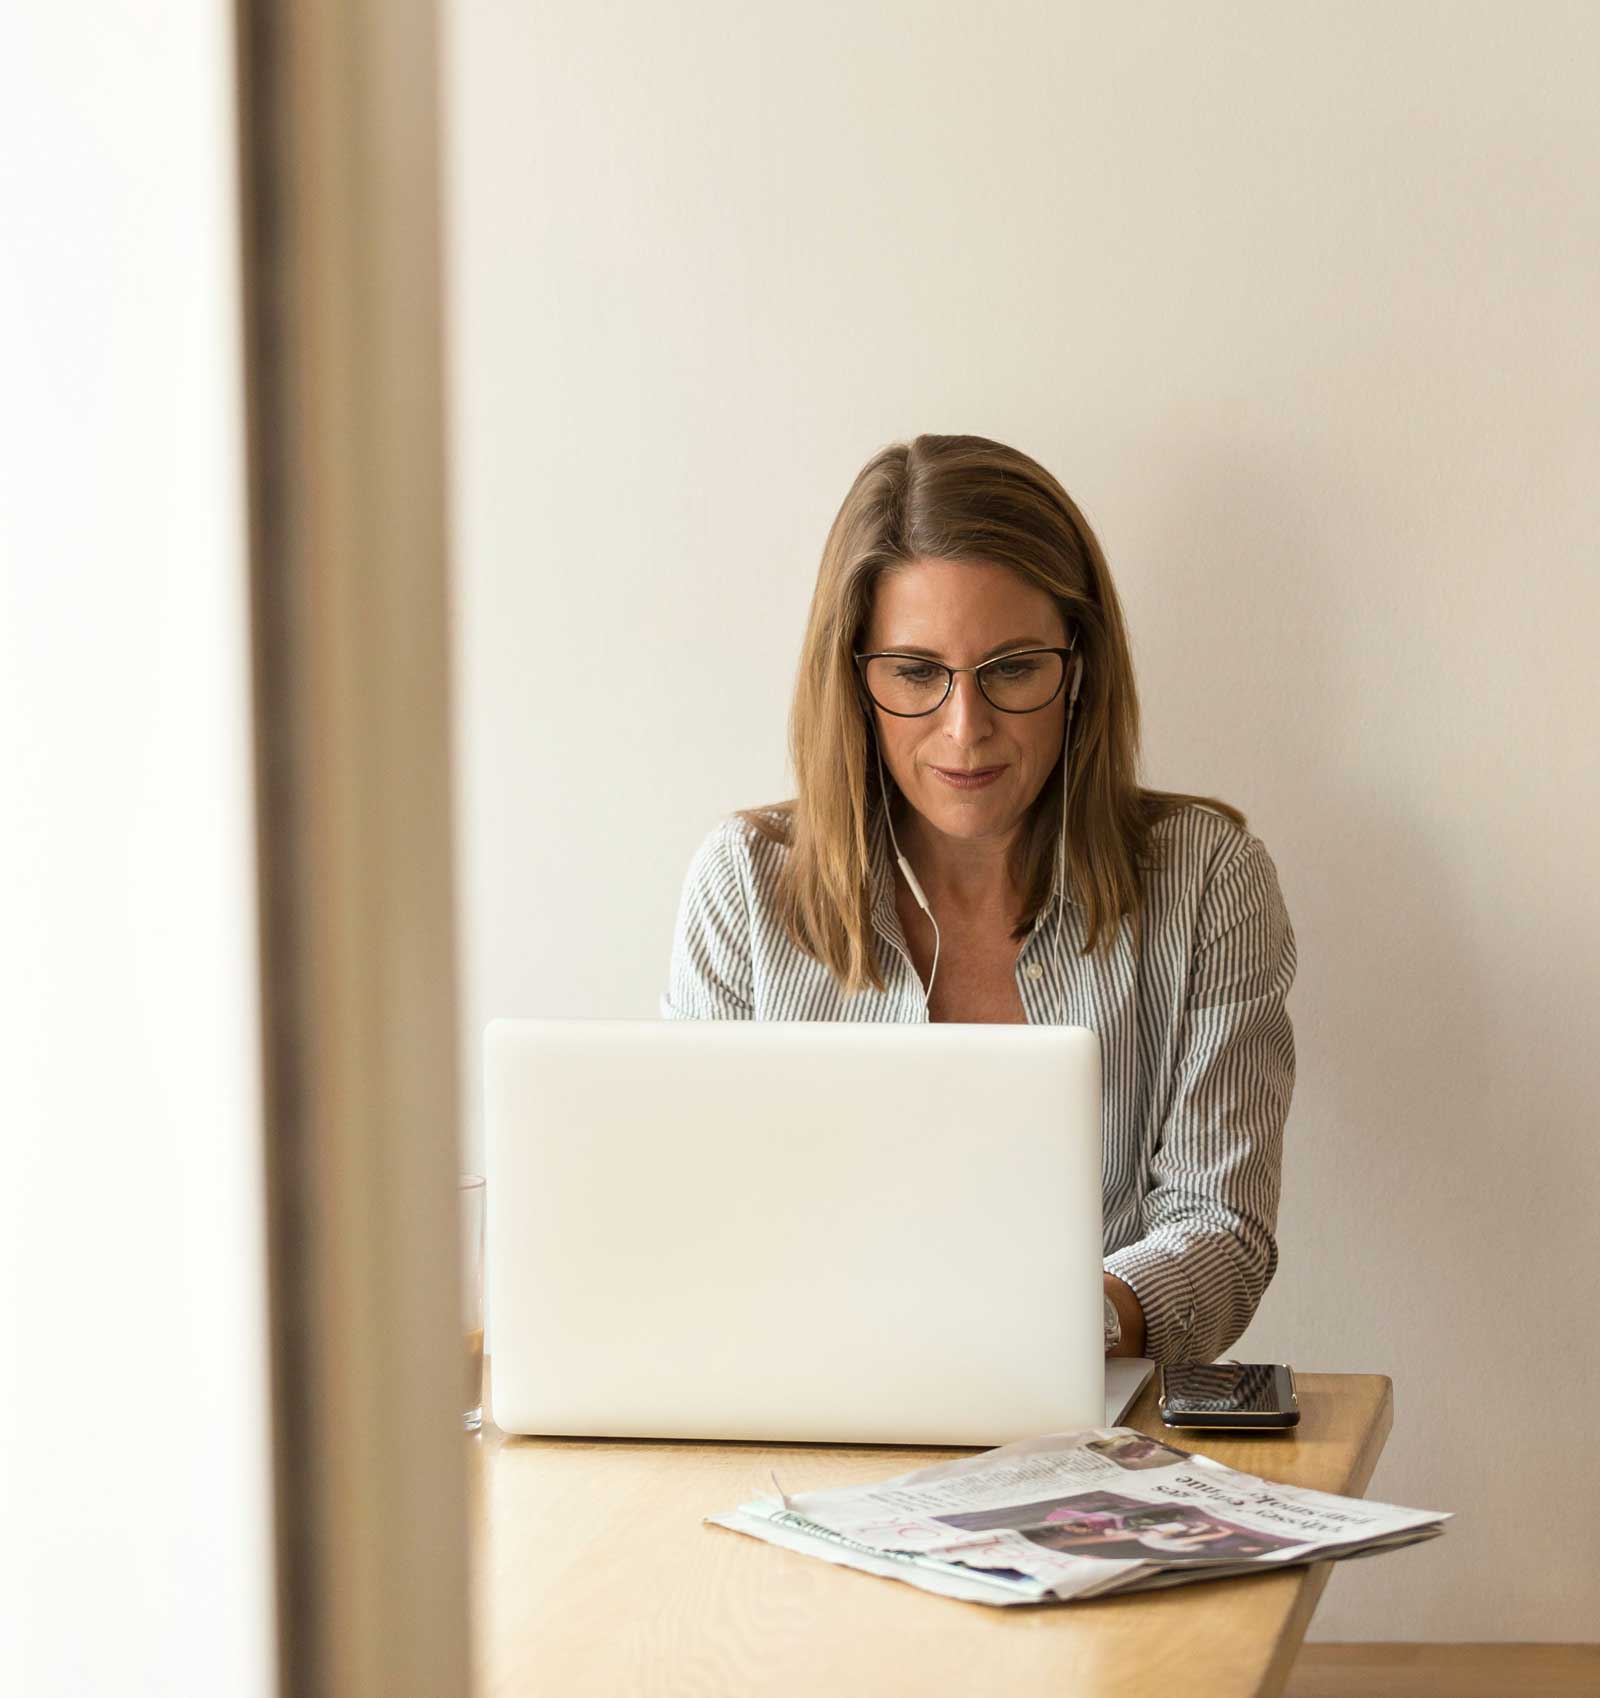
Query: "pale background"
445 0 1600 1643
2 4 277 1696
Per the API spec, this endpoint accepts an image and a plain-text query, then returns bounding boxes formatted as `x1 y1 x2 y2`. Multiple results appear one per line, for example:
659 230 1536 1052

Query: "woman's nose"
941 670 995 741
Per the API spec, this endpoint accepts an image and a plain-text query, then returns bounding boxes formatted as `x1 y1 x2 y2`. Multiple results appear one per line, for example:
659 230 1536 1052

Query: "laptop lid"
485 1017 1127 1446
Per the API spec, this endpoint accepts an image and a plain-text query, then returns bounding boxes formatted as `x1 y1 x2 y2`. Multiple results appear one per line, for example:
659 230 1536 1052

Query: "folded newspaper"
706 1426 1450 1606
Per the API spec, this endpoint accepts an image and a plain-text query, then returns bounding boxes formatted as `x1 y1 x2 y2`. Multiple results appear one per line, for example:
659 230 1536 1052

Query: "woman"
661 433 1297 1366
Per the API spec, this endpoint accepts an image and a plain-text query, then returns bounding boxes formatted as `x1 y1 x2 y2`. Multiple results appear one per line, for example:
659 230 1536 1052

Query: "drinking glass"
461 1174 485 1430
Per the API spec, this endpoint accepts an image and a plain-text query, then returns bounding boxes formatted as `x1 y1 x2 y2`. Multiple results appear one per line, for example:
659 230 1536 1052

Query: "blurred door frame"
234 3 471 1695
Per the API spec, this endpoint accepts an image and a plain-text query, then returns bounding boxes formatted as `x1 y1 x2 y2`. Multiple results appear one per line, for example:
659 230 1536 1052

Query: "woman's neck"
891 802 1024 920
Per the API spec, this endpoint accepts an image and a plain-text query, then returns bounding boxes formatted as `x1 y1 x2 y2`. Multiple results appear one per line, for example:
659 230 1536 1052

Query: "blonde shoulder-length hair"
737 432 1246 996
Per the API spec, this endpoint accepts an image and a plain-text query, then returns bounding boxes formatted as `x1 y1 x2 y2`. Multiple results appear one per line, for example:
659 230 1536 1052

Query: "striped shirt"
661 801 1297 1364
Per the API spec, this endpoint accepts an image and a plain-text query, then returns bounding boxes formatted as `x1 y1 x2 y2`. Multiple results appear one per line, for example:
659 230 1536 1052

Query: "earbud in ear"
1069 655 1083 705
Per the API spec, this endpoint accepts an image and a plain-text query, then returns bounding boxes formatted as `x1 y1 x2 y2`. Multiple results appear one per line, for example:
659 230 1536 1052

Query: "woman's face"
861 558 1069 852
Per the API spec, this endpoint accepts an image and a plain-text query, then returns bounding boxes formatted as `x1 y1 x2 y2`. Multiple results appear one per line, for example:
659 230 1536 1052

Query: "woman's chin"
917 793 1023 838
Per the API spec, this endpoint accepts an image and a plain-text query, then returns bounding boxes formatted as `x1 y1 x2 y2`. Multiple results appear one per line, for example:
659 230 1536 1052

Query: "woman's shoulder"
682 802 794 896
1142 794 1271 874
690 801 792 855
1140 797 1292 947
1139 796 1289 919
728 800 795 846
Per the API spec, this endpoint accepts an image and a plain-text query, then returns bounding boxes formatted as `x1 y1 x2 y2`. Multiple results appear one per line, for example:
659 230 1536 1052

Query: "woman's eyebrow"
878 636 1052 661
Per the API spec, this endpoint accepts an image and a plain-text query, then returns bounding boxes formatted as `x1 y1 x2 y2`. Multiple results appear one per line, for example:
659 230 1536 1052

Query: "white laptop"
484 1018 1153 1446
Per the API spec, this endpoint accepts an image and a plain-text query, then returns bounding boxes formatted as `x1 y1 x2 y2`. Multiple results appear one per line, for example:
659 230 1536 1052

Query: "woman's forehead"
867 557 1065 645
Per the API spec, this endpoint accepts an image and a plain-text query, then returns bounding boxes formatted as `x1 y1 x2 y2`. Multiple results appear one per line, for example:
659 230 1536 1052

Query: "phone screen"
1161 1363 1291 1413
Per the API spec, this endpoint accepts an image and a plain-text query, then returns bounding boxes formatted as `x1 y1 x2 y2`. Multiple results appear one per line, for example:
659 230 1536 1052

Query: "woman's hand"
1103 1272 1147 1357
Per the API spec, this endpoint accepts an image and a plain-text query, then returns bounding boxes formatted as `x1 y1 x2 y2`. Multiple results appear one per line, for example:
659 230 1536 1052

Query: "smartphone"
1156 1362 1299 1429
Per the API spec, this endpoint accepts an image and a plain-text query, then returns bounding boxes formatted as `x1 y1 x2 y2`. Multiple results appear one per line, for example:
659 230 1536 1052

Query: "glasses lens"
862 656 951 715
978 651 1064 711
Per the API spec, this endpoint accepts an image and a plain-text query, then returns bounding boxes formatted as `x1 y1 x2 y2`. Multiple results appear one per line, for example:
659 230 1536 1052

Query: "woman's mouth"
930 765 1006 791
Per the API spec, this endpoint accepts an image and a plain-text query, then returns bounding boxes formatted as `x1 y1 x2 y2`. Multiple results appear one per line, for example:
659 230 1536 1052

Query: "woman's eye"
892 663 939 682
988 658 1040 679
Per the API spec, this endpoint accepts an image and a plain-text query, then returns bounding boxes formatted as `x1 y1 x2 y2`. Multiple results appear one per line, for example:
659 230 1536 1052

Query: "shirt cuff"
1104 1239 1202 1364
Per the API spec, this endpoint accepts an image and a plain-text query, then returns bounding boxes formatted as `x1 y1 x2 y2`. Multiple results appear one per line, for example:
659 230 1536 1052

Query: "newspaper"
706 1426 1450 1606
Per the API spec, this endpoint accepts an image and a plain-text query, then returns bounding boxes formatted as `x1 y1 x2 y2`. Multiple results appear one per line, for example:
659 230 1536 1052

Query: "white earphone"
871 630 1082 1009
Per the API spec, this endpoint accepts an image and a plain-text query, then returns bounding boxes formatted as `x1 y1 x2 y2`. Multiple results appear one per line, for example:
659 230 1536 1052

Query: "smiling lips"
931 765 1005 790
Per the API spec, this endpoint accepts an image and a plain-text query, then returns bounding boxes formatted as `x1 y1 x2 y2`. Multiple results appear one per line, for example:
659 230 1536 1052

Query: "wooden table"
470 1371 1393 1698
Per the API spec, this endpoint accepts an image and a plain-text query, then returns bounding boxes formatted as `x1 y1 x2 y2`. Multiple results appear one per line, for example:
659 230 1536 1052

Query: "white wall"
444 0 1600 1641
1 5 277 1694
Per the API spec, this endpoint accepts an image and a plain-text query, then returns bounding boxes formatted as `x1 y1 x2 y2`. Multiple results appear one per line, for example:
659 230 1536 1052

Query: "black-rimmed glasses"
853 647 1072 717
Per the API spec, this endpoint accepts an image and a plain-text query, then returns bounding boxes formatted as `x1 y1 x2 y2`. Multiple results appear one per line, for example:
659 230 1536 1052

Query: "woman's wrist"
1103 1272 1147 1357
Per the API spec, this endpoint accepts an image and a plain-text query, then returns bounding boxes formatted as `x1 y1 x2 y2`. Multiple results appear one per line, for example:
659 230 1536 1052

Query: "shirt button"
1024 961 1044 982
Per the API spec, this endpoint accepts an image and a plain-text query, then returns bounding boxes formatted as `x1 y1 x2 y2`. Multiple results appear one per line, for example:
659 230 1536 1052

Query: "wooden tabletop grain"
470 1370 1393 1698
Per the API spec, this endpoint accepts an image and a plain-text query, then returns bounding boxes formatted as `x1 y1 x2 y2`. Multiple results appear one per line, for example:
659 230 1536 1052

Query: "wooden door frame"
233 3 470 1693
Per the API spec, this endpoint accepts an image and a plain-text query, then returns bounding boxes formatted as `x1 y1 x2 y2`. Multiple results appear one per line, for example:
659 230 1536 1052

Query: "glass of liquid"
461 1174 485 1430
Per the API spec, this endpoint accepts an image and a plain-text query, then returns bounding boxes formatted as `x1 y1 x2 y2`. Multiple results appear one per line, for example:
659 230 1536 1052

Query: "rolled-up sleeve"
659 821 757 1020
1104 834 1297 1363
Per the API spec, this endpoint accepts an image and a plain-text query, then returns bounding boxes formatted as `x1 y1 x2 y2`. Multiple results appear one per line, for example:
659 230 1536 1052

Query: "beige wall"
444 1 1600 1641
1 3 276 1692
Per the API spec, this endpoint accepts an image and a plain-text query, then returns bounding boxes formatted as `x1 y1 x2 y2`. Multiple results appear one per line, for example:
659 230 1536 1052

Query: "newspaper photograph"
706 1426 1451 1606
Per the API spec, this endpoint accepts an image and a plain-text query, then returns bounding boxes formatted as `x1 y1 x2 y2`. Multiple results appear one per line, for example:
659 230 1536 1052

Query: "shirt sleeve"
659 820 757 1020
1103 832 1297 1363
